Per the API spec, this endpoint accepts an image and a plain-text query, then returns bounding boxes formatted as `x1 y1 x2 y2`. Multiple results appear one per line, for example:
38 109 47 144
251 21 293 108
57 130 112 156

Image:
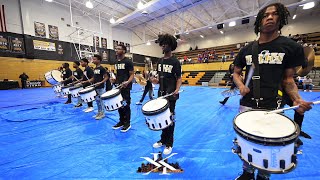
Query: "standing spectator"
230 50 235 59
244 41 249 46
221 53 227 63
303 75 313 92
19 72 29 89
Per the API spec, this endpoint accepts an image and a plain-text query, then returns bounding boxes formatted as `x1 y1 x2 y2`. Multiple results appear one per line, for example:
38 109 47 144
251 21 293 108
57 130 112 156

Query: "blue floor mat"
0 85 320 179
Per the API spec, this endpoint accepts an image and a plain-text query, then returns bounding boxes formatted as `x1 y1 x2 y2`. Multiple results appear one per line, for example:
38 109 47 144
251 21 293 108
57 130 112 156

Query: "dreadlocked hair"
156 34 177 51
254 3 290 35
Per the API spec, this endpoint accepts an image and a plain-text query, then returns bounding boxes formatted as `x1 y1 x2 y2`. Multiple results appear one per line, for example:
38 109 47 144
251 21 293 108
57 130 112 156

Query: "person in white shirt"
303 75 313 92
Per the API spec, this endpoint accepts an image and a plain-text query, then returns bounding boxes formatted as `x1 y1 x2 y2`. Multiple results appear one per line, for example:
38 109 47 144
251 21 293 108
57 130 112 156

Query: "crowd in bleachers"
289 34 318 52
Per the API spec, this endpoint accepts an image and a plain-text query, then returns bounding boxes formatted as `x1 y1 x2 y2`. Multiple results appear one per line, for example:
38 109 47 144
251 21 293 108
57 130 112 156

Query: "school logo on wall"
49 25 59 40
0 35 9 51
102 50 108 61
138 152 183 175
101 38 107 49
57 44 63 55
11 38 24 53
34 22 46 38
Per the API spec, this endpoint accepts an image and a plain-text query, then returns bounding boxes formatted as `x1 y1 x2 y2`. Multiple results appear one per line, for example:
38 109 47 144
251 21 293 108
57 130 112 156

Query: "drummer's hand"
173 89 180 96
239 85 250 96
122 81 129 88
110 78 116 83
293 99 312 115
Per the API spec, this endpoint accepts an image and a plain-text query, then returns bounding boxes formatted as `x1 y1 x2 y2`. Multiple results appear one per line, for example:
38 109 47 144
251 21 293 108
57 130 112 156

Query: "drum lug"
170 114 176 122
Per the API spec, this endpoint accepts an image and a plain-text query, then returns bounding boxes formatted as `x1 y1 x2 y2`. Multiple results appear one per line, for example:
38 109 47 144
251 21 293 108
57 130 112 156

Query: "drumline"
44 68 319 175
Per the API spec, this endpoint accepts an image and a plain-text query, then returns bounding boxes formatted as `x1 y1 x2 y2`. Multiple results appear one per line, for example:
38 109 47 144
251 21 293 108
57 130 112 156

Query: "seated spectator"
312 42 318 52
221 53 227 63
303 75 313 92
189 47 193 51
195 45 198 50
244 41 249 46
188 58 192 64
230 50 234 59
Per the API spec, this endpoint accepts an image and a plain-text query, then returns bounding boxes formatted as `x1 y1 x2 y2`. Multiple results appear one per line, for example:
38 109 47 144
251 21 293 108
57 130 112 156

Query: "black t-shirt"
93 66 107 89
63 68 72 85
114 57 134 90
73 68 83 82
234 36 305 109
105 71 112 91
157 56 181 99
83 66 94 80
19 74 28 81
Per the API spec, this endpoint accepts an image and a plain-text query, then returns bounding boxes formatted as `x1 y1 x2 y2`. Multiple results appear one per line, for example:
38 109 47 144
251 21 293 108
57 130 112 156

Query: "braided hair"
254 3 290 35
155 34 177 51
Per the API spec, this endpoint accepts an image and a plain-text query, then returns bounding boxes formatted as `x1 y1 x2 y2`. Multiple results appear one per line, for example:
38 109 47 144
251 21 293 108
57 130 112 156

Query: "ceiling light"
137 1 144 10
86 0 93 9
109 17 115 24
229 21 236 27
146 41 151 45
200 35 204 38
292 14 296 19
45 0 53 2
220 30 224 34
208 26 212 29
302 2 315 9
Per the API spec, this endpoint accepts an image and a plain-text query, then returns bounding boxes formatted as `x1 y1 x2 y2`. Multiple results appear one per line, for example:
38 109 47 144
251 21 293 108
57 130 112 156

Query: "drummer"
60 63 73 104
150 33 182 155
111 44 134 133
232 3 312 180
79 58 95 113
72 61 84 108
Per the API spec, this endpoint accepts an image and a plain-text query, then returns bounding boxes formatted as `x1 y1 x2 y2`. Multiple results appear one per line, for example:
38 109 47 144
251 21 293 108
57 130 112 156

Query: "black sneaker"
300 131 311 139
256 174 270 180
219 100 226 105
296 138 303 147
236 171 254 180
74 103 82 108
64 101 71 104
112 122 123 129
120 124 131 132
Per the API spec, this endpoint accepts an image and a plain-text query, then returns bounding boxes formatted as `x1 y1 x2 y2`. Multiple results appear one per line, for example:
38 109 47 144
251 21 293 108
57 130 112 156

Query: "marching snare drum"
79 87 97 103
233 110 300 173
61 84 73 96
69 83 84 98
44 70 62 85
53 84 62 93
101 89 123 111
142 98 172 131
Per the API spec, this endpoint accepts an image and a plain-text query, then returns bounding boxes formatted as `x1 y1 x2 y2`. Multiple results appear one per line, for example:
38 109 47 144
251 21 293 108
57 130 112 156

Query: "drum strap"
252 40 262 107
160 58 164 96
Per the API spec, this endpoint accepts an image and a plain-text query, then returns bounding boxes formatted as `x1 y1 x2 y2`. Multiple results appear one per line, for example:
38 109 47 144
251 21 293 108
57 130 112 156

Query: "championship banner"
126 43 130 53
33 40 56 51
57 44 63 55
34 22 46 38
11 37 24 53
101 38 107 49
93 36 99 48
0 35 9 51
48 25 59 40
102 50 108 61
113 40 118 50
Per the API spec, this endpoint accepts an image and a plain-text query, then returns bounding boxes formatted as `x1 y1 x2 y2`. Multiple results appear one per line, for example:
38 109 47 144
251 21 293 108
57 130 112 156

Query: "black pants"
21 80 26 89
160 100 176 147
140 81 153 102
221 82 237 103
67 94 72 102
118 88 131 126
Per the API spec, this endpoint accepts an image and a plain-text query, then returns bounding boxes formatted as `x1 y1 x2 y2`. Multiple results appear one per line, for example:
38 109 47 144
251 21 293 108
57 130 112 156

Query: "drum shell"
45 70 62 85
79 87 97 102
61 85 72 95
53 84 62 93
69 86 84 98
101 90 123 111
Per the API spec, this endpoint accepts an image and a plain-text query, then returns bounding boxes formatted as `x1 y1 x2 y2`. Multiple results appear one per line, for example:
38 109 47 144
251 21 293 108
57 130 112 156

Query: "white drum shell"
45 70 62 85
79 88 97 102
70 86 84 98
53 84 62 93
61 87 71 95
101 92 123 111
236 134 296 172
144 107 172 131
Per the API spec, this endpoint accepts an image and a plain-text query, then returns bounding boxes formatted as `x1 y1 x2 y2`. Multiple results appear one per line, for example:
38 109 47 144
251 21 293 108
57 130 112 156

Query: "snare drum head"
51 70 62 82
101 89 120 99
142 98 168 112
234 110 295 138
79 87 95 94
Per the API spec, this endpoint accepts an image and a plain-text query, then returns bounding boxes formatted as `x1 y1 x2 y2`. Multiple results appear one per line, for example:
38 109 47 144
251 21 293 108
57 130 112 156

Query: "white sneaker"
310 90 312 92
136 101 142 105
163 146 172 155
153 142 163 148
304 90 307 92
84 107 94 113
92 112 101 118
95 113 105 120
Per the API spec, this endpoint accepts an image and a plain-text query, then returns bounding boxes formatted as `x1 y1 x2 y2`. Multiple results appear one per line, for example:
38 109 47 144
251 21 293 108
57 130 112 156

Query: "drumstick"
266 100 320 114
158 90 184 99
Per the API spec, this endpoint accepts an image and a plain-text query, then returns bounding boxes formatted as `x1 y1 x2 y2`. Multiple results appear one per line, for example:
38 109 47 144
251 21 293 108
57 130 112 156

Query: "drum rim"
69 85 83 91
44 70 62 85
101 89 121 100
79 87 95 94
233 109 300 146
142 98 169 115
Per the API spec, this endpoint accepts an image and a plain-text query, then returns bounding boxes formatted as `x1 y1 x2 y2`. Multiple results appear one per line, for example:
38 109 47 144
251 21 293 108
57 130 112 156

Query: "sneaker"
309 90 312 92
84 107 94 113
304 90 307 92
219 100 226 105
153 141 163 148
92 112 102 118
95 113 105 120
236 171 254 180
163 146 172 155
74 103 82 108
112 122 123 129
256 174 270 180
64 101 71 104
296 138 303 147
300 131 312 139
136 101 142 105
120 124 131 132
